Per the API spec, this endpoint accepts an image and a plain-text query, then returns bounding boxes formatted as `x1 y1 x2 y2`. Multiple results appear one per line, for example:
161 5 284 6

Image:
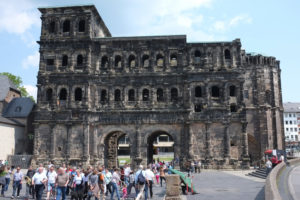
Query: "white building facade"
283 103 300 143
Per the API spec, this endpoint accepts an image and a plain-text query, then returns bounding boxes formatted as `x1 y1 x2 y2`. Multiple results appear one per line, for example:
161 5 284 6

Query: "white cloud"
24 84 37 100
0 0 40 34
22 52 40 69
212 14 252 32
229 15 252 27
213 21 226 31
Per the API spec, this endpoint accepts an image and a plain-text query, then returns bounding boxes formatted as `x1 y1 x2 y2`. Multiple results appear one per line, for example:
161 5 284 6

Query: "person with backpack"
134 165 149 200
110 168 120 200
98 167 106 200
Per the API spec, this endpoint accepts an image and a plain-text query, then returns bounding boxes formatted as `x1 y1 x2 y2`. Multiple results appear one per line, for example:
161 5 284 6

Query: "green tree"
0 72 35 102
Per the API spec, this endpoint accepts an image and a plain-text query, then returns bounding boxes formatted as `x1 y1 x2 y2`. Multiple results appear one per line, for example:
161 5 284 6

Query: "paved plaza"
0 169 266 200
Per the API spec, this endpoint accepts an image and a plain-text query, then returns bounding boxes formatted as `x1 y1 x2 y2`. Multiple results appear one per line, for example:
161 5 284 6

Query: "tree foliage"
0 72 35 102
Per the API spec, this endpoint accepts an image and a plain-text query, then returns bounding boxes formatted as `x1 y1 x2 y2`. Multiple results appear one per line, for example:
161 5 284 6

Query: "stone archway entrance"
104 132 130 168
147 131 174 164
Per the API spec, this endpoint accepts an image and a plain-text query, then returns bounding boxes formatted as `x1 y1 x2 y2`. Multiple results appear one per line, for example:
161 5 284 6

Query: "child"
155 169 160 184
121 183 127 200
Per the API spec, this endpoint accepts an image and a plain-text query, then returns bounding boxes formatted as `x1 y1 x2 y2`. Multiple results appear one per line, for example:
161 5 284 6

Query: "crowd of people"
0 160 174 200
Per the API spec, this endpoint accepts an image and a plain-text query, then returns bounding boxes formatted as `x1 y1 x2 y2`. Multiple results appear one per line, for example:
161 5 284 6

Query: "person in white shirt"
46 166 57 200
279 154 285 163
110 168 120 200
135 165 149 200
104 168 112 196
266 159 272 175
11 167 23 199
32 167 47 200
124 165 131 185
145 165 155 198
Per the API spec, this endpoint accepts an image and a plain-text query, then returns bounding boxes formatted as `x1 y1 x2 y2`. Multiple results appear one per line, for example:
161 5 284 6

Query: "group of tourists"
265 153 285 175
0 160 173 200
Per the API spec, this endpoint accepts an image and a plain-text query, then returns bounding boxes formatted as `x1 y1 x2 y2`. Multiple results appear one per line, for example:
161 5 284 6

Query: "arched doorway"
104 132 130 168
147 131 174 164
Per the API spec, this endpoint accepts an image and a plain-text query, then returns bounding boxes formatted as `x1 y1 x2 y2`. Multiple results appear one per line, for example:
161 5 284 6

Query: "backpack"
99 173 104 182
137 171 146 185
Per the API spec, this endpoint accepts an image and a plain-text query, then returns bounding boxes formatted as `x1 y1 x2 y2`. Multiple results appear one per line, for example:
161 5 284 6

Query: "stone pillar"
242 121 250 168
33 123 40 157
205 122 212 161
66 123 72 161
165 174 181 200
93 125 98 159
134 125 142 169
223 122 230 163
186 123 194 160
49 123 56 160
83 123 90 161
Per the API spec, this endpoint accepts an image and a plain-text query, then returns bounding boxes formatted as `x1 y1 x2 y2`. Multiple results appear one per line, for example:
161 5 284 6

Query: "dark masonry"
33 5 284 169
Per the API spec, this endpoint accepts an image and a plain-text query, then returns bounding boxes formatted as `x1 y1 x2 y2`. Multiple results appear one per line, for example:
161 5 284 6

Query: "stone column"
33 123 40 157
83 123 90 161
242 121 250 168
66 123 72 161
49 123 56 160
134 125 142 169
223 122 230 163
93 125 98 159
205 122 212 163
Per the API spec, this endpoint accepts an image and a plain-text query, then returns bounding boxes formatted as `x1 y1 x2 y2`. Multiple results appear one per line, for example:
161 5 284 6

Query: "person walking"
46 166 57 200
4 166 12 194
110 168 120 200
25 166 35 199
104 168 112 196
159 166 166 187
87 169 99 200
135 165 148 200
32 167 47 200
73 169 84 199
56 167 69 200
0 165 7 197
124 164 131 186
127 171 135 195
197 160 202 173
11 166 23 199
145 165 155 199
266 159 272 175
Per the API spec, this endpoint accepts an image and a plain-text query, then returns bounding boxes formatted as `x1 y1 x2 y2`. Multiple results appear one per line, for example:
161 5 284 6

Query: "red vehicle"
264 149 285 166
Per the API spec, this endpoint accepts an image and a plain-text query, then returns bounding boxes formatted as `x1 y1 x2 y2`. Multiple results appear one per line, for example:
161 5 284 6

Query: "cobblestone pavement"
185 170 265 200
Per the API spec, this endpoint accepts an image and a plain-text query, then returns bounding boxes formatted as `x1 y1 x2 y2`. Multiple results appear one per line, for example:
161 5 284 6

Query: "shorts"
48 183 55 191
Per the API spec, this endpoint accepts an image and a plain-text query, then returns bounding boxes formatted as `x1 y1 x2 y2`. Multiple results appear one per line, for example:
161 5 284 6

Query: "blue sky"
0 0 299 102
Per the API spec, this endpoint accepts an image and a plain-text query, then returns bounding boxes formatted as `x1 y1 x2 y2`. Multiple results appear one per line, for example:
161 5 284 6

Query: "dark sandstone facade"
33 5 284 169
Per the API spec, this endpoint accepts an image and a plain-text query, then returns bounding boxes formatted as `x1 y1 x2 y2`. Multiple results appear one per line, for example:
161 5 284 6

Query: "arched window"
78 20 85 32
156 54 164 66
170 53 177 66
46 88 53 101
115 55 121 67
224 49 231 60
75 88 82 101
211 86 220 97
101 89 107 101
195 86 202 97
59 88 67 100
101 56 108 68
128 89 135 101
171 88 178 101
62 55 68 66
63 20 70 32
229 85 236 97
194 50 201 63
142 55 150 67
194 104 202 112
128 55 135 67
114 89 121 101
157 88 164 102
230 104 237 112
142 89 149 101
49 21 55 33
77 55 83 66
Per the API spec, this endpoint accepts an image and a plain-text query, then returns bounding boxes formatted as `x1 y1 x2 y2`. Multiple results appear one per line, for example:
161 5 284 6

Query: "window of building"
211 86 220 97
170 53 177 66
286 136 289 139
63 20 70 32
194 50 201 63
290 128 293 132
295 128 298 132
171 88 178 101
289 114 292 117
156 54 164 66
47 59 54 66
194 104 202 112
142 89 149 101
224 49 231 59
290 121 292 124
296 135 298 141
78 20 85 32
284 114 288 118
230 104 237 112
101 56 108 68
115 55 122 67
114 89 121 101
77 55 83 66
291 135 294 138
195 86 202 97
128 89 135 101
128 55 136 67
142 55 150 67
49 21 55 33
157 88 164 102
62 55 68 66
59 88 67 100
294 114 296 117
75 88 82 101
46 88 53 101
285 121 288 125
229 85 236 97
286 128 289 131
101 90 107 101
